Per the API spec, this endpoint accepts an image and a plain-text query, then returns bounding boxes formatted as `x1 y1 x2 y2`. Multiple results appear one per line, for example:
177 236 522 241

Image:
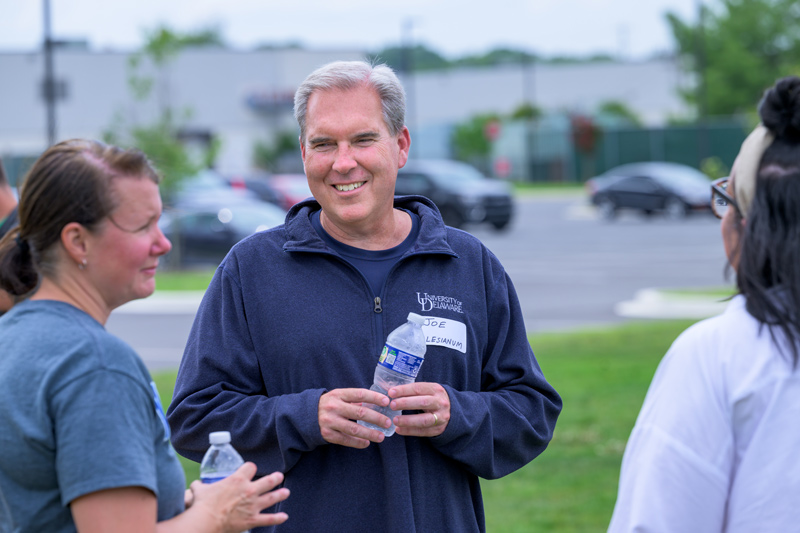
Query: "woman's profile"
610 76 800 532
0 139 290 532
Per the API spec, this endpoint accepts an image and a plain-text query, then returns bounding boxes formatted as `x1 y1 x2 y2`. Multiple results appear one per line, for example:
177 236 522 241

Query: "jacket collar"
282 195 456 257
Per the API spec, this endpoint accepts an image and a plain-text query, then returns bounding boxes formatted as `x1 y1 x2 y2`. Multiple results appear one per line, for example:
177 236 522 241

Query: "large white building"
0 45 692 179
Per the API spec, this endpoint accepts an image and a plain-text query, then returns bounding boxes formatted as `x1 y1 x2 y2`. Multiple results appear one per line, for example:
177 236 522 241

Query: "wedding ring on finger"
432 413 439 426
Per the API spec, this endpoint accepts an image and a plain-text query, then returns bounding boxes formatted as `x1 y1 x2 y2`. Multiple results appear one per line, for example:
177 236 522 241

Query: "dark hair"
737 76 800 363
0 139 160 298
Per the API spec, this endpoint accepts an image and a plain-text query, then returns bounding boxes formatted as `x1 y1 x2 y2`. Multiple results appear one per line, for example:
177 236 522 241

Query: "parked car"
586 162 712 220
159 198 286 268
266 173 314 210
395 159 514 230
226 171 286 208
172 169 261 208
231 172 313 211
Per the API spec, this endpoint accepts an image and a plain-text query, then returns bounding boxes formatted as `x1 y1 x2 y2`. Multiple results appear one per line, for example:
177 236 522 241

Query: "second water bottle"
199 431 249 532
200 431 244 483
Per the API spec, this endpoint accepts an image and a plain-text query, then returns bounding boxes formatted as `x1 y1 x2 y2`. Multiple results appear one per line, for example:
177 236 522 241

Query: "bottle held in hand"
359 312 427 436
200 431 244 483
200 431 250 532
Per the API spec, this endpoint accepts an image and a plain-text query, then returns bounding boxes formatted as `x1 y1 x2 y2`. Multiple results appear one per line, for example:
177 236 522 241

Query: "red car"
232 172 313 211
267 174 314 210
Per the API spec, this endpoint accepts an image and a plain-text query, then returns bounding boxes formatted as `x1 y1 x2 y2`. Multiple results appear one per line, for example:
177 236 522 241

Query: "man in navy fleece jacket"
167 60 561 533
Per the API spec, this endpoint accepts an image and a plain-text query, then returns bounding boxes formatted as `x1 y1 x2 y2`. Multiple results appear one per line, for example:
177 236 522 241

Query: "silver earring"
78 259 87 270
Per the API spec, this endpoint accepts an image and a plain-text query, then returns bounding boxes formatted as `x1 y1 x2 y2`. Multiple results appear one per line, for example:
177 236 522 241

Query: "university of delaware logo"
417 292 463 314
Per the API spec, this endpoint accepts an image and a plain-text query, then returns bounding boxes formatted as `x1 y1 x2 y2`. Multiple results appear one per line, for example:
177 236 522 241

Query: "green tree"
369 44 642 73
253 131 300 171
454 48 537 68
142 25 224 64
368 44 449 72
701 156 729 179
546 53 615 64
667 0 800 117
451 114 500 168
104 26 224 201
510 102 543 121
597 100 643 127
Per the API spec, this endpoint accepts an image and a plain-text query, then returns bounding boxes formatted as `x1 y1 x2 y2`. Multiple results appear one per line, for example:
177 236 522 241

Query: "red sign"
494 157 511 178
484 120 501 141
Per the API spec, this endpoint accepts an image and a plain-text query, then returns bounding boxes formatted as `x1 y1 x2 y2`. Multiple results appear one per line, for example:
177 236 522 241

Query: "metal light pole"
43 0 57 146
522 54 535 181
696 0 709 166
401 18 416 153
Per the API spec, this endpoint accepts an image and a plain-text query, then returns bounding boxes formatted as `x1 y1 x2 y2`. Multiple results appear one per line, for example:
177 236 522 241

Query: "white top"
609 296 800 533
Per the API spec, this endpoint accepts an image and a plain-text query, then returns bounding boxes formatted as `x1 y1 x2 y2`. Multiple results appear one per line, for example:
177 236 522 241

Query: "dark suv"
395 159 514 230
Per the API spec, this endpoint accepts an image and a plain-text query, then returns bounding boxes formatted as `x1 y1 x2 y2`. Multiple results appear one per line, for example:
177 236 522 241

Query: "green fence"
494 118 750 182
575 121 749 182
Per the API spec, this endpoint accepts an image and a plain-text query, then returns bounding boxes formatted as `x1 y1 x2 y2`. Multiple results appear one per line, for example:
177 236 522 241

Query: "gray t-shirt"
0 300 185 532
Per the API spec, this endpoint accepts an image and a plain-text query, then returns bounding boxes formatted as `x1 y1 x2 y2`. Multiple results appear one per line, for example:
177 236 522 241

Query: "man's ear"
60 222 89 266
397 126 411 169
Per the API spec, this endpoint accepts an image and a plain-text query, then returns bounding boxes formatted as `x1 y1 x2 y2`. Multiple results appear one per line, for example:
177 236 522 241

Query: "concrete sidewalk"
115 291 206 314
615 288 730 320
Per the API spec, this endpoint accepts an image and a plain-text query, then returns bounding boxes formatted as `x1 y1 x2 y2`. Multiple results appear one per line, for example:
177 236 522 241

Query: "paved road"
108 193 730 370
467 193 729 332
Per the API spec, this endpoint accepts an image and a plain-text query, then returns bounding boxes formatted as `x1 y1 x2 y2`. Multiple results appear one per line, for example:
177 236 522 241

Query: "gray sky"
2 0 699 59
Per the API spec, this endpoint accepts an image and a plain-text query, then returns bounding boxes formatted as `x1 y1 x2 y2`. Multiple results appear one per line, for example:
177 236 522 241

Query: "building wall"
0 47 365 175
411 59 690 128
0 48 691 177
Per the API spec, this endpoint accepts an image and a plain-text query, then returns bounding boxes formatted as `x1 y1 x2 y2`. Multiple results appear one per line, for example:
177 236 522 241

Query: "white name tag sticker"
421 316 467 353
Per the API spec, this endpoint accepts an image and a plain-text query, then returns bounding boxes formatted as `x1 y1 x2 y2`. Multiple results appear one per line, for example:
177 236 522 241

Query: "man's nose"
332 145 357 174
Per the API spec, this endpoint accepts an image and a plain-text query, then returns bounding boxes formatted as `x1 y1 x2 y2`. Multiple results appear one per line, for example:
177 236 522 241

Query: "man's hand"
318 388 392 448
389 382 451 437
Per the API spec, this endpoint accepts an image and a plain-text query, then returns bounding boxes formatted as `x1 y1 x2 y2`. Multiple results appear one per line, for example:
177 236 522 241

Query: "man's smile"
335 181 365 192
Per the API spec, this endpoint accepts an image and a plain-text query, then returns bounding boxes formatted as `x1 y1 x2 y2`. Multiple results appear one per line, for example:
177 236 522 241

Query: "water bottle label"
201 473 233 483
377 343 424 378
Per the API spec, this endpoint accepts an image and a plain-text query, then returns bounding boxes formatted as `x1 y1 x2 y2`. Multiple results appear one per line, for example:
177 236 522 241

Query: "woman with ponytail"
0 139 290 532
609 77 800 532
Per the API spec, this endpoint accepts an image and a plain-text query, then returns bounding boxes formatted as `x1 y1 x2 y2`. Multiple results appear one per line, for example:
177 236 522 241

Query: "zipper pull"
374 297 382 313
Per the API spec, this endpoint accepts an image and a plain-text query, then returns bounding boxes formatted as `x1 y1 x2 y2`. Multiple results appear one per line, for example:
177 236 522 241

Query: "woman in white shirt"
609 76 800 532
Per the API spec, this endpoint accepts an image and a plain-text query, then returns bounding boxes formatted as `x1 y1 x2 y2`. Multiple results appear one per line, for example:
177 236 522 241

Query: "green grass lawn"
155 269 216 291
155 368 202 483
481 319 696 532
661 286 736 299
152 318 696 532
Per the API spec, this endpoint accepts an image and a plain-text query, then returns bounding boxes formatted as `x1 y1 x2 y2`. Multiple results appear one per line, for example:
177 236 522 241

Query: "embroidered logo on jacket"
417 292 463 314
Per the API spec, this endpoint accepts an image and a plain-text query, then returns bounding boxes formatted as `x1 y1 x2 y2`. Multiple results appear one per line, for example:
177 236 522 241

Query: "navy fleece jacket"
167 196 561 533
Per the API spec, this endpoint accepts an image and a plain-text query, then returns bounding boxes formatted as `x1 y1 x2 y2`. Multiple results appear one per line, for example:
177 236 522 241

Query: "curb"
615 288 730 320
113 291 205 315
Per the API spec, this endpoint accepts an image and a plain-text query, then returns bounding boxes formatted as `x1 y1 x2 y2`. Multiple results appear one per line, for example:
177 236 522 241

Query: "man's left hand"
388 382 450 437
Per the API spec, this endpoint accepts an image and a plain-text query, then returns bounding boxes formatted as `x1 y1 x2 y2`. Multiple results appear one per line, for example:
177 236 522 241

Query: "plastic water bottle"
200 431 249 532
200 431 244 483
359 312 427 436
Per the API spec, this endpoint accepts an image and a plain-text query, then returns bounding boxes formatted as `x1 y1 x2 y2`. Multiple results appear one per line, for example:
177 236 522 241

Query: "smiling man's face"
301 84 410 237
